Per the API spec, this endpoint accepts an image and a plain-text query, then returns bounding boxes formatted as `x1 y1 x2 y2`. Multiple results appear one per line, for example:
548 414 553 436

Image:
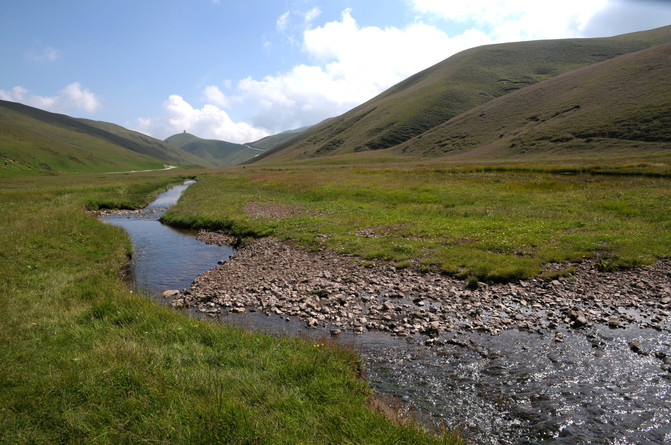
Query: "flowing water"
100 180 234 295
101 181 671 444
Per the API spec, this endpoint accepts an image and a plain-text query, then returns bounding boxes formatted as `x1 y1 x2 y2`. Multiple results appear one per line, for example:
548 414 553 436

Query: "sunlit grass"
164 166 670 281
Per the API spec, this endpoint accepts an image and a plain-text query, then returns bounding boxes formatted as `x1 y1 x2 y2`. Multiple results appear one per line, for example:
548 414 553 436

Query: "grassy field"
163 165 671 282
0 173 458 444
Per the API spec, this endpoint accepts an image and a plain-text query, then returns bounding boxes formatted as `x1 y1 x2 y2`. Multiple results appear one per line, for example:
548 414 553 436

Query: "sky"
1 0 671 144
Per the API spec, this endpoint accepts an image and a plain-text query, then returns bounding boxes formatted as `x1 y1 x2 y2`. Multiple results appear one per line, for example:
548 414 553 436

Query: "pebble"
172 235 671 338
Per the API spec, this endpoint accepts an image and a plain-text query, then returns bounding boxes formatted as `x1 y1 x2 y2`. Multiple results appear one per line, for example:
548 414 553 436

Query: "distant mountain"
393 42 671 162
252 25 671 164
165 132 260 167
246 126 312 150
0 100 205 176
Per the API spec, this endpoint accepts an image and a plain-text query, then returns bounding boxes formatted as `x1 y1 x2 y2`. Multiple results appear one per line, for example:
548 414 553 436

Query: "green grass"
166 132 259 167
0 173 458 444
163 166 671 282
0 100 207 177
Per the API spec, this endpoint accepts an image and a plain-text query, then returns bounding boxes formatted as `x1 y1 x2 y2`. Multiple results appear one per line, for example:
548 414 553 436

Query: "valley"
2 24 670 444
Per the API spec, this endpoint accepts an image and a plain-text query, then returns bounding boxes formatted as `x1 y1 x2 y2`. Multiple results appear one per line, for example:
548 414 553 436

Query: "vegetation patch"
164 166 670 282
0 172 459 444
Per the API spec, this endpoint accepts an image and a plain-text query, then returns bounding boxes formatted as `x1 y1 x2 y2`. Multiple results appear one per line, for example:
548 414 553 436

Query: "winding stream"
101 181 671 444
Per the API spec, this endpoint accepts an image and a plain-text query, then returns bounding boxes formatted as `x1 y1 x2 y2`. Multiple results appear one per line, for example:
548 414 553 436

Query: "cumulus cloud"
233 9 491 132
136 94 269 143
0 82 101 114
411 0 610 41
203 85 231 108
140 3 646 141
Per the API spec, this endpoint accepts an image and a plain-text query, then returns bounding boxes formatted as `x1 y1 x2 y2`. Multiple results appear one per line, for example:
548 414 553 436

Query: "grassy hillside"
247 125 312 150
0 101 205 177
253 25 671 164
166 132 260 166
393 42 671 165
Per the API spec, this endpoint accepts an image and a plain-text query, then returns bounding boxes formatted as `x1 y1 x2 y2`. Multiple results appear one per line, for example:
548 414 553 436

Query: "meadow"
163 165 671 282
0 172 459 444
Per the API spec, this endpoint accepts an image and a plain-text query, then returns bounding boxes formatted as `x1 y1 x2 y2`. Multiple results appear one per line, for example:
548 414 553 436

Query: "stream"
101 181 671 444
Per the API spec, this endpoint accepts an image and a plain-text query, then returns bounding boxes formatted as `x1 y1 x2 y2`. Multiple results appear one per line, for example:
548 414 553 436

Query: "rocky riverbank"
169 231 671 344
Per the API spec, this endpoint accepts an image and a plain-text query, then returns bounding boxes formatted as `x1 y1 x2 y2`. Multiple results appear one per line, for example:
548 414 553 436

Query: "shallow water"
101 181 671 444
100 181 234 296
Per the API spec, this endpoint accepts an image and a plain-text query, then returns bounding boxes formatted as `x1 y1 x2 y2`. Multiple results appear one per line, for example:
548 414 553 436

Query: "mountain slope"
253 25 671 164
247 126 311 150
393 42 671 163
165 132 260 167
0 100 205 176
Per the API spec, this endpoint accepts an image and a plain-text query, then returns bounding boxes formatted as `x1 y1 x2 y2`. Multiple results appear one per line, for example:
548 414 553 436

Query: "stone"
161 289 180 298
607 316 620 328
174 235 671 339
382 301 395 311
628 340 644 355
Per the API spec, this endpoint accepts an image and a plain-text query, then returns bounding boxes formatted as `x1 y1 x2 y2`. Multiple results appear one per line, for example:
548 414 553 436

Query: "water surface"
101 181 671 444
100 181 234 296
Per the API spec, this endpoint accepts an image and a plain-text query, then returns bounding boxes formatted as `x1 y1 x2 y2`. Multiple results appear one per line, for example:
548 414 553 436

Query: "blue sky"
2 0 671 143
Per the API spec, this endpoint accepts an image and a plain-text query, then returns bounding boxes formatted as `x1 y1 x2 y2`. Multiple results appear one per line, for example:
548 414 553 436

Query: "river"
100 181 671 444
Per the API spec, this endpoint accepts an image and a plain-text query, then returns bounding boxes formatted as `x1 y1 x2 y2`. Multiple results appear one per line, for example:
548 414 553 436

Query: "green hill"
253 25 671 164
393 42 671 165
165 132 260 167
247 126 311 150
0 100 205 176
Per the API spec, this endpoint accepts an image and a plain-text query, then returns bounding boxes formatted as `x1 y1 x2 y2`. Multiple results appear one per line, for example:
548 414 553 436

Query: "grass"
162 165 671 282
0 100 206 177
0 173 459 444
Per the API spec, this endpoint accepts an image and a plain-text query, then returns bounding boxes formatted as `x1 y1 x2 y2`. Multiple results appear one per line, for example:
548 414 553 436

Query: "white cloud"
138 3 638 142
412 0 610 41
233 9 490 132
276 10 290 32
303 7 321 24
0 82 101 114
136 94 269 143
26 45 61 62
203 85 231 108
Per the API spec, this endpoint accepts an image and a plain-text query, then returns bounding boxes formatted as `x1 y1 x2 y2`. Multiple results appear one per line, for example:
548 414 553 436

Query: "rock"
569 309 589 328
330 328 342 336
447 337 469 347
161 289 180 298
607 316 620 328
628 340 645 355
170 298 185 308
176 235 671 339
554 332 564 342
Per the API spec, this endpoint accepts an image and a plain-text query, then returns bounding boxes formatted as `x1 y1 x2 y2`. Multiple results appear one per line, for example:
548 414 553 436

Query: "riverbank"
173 232 670 359
1 174 458 444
